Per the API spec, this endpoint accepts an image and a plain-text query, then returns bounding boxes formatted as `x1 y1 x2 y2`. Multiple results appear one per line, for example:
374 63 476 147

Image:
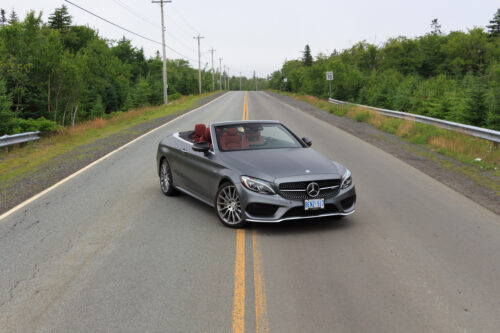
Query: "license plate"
304 198 324 210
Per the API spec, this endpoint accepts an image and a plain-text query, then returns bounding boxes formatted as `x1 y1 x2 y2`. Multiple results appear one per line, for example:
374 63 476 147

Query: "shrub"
355 111 370 122
168 92 182 101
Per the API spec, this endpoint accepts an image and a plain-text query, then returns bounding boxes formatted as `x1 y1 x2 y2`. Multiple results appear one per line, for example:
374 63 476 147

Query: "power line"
64 0 160 45
64 0 194 62
112 0 157 28
111 0 196 54
171 6 199 34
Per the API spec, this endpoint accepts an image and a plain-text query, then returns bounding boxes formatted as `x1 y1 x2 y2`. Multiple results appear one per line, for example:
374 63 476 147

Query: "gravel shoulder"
0 93 225 215
265 91 499 215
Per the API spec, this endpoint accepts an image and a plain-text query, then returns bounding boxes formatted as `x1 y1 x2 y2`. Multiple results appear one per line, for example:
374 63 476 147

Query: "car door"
180 148 224 204
165 136 193 189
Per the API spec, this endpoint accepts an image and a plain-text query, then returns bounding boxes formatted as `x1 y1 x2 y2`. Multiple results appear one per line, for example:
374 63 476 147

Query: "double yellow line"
232 92 269 333
242 91 249 121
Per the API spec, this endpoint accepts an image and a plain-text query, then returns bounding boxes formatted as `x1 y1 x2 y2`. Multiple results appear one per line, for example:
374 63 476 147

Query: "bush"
168 92 182 101
5 117 59 135
355 111 370 122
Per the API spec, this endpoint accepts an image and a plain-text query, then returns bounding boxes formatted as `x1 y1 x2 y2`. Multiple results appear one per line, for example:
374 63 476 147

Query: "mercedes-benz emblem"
306 182 320 198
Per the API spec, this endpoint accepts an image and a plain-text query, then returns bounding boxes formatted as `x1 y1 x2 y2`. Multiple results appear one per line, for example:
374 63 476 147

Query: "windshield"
215 123 303 151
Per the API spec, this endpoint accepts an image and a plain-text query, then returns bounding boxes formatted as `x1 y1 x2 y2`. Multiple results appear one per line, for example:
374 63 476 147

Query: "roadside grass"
0 92 218 183
271 91 500 180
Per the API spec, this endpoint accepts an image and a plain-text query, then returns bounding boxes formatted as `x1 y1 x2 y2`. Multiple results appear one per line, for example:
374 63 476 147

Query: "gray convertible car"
156 120 356 228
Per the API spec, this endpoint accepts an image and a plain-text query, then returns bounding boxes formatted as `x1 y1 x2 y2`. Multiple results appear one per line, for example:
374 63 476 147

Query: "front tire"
159 158 177 196
216 182 246 228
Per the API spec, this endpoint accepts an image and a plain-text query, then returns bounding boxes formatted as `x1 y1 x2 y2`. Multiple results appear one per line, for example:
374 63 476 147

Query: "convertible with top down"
156 120 356 228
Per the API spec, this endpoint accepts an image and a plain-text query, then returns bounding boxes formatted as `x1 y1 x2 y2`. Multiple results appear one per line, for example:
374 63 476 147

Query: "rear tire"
215 182 246 228
159 158 177 196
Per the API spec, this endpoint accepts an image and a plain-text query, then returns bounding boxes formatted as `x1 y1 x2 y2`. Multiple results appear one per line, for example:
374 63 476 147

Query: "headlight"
340 169 352 189
240 176 275 195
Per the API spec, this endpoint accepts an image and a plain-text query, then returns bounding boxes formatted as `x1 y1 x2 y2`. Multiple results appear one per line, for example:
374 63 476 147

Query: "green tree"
0 79 13 135
89 95 105 119
431 18 442 35
48 5 72 30
0 9 7 25
8 10 18 24
302 45 313 67
487 8 500 37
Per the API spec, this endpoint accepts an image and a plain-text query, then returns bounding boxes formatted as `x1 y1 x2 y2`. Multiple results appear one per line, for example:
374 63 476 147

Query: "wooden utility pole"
218 58 223 90
239 72 242 90
152 0 172 104
193 34 204 94
209 48 216 91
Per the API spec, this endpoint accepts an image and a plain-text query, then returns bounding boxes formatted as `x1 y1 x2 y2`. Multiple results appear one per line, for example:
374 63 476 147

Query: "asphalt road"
1 91 499 332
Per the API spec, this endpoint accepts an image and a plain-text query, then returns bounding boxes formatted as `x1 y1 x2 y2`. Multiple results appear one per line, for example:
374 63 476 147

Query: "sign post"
283 77 287 91
326 71 333 98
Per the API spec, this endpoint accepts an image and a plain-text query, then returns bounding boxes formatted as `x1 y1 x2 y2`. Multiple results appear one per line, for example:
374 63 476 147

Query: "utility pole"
239 72 242 91
152 0 172 104
217 58 223 90
193 34 204 95
227 67 230 91
254 70 257 91
209 48 216 91
223 65 226 90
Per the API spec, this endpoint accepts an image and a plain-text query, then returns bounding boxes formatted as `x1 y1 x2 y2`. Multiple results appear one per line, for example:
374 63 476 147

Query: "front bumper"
239 184 356 223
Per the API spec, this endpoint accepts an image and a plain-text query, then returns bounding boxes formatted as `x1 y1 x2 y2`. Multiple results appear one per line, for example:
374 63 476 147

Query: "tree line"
269 10 500 130
0 6 239 135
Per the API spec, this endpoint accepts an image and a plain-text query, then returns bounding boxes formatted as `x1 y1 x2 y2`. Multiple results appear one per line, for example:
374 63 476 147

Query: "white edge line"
0 92 227 222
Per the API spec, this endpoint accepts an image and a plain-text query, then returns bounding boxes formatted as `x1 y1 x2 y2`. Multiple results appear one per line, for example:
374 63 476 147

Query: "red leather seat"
220 128 241 150
204 127 212 143
242 131 264 148
193 124 206 143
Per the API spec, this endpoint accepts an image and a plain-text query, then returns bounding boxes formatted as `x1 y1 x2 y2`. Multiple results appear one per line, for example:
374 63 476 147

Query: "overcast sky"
1 0 498 77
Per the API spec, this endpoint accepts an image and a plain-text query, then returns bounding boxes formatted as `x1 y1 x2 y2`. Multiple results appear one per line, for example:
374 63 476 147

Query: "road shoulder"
265 91 499 215
0 93 225 215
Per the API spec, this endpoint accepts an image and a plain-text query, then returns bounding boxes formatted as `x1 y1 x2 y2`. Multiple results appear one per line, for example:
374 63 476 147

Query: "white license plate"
304 198 324 210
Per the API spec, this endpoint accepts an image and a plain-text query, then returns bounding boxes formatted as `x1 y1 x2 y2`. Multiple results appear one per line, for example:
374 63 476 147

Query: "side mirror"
302 137 312 147
192 141 210 153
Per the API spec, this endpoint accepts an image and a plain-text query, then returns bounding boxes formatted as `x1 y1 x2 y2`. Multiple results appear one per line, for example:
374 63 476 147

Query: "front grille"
278 179 341 200
282 204 338 218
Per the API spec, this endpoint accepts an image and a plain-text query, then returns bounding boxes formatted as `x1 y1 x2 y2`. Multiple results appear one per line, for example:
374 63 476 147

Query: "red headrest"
194 124 206 137
225 128 239 136
204 127 211 143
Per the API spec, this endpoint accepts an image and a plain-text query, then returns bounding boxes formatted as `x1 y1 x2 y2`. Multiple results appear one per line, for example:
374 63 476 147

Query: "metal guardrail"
0 131 41 148
328 98 500 143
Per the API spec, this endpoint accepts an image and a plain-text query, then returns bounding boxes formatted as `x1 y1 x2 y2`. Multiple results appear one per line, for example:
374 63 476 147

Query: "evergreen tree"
431 18 441 35
123 91 135 111
48 5 72 30
0 9 7 25
302 45 313 67
487 8 500 37
8 9 18 24
89 95 105 119
0 80 14 135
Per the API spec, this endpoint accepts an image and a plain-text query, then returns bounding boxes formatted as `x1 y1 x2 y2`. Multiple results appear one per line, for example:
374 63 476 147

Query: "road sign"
284 78 287 83
326 71 334 81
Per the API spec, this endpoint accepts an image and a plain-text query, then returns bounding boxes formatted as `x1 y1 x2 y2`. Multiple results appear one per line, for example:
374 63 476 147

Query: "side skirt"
175 186 215 207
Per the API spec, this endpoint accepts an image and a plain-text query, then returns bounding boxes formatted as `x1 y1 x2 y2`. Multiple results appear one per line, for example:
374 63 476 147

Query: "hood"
220 148 341 181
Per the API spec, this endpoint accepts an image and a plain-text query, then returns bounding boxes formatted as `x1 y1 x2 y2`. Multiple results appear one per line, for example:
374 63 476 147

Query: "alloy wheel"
216 185 243 225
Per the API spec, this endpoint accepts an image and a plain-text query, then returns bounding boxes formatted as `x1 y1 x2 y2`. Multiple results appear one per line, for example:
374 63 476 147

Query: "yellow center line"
253 228 269 333
232 229 246 333
232 91 268 333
